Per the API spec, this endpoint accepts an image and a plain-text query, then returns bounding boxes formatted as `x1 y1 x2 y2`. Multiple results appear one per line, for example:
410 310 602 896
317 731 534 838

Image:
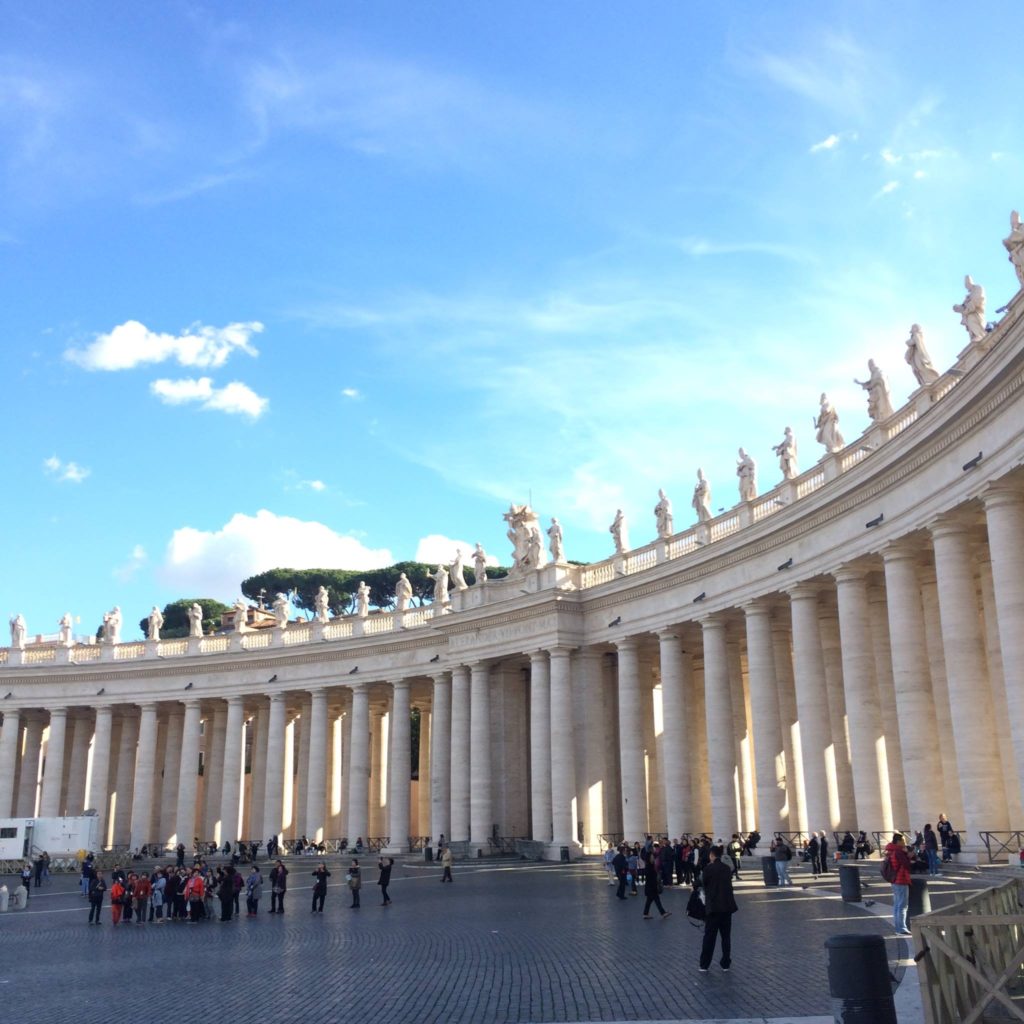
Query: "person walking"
641 851 671 920
348 859 362 908
612 844 628 899
245 866 263 916
698 845 739 973
109 877 127 925
218 866 236 921
311 862 330 913
378 857 393 905
772 835 794 886
87 870 107 924
819 831 830 873
268 860 288 914
923 824 940 875
884 832 913 935
727 834 743 880
807 832 821 876
441 845 453 883
603 843 617 885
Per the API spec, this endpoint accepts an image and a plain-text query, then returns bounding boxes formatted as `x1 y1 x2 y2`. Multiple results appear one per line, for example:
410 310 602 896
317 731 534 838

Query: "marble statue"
654 489 673 540
547 518 565 562
953 275 987 345
356 581 371 618
232 598 248 632
432 564 451 605
472 543 488 585
450 549 468 591
1003 210 1024 289
736 449 757 502
610 509 629 554
9 613 26 649
904 324 939 387
102 606 122 645
527 528 543 569
503 503 544 574
188 603 203 638
692 469 712 522
58 612 74 646
854 359 895 422
395 572 413 611
314 586 330 624
773 427 798 480
814 394 845 453
272 593 289 628
147 606 164 642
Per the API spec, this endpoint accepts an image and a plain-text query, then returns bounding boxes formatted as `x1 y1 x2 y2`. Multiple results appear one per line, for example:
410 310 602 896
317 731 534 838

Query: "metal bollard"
825 933 897 1024
909 876 930 920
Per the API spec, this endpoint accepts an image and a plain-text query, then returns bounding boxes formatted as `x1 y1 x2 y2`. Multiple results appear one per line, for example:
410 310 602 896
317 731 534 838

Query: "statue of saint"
272 593 290 629
854 359 895 422
654 489 673 540
953 275 987 345
736 449 757 502
395 572 413 611
188 603 204 638
610 509 629 554
102 606 122 645
503 503 543 575
450 549 468 591
356 581 371 618
773 427 798 480
313 587 330 624
472 543 488 585
692 469 712 522
1003 210 1024 289
147 606 164 642
9 613 26 649
904 324 939 387
58 612 74 646
547 518 565 562
432 565 451 605
232 598 248 632
814 393 845 453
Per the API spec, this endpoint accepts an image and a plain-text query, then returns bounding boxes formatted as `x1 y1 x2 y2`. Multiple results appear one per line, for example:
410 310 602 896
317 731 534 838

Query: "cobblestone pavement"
0 856 996 1024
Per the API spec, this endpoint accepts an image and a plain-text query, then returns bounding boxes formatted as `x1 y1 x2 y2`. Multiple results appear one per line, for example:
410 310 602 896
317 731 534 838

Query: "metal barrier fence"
979 831 1024 864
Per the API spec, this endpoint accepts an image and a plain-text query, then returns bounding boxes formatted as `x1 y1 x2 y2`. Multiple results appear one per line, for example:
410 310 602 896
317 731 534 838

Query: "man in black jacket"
699 845 738 972
612 845 629 900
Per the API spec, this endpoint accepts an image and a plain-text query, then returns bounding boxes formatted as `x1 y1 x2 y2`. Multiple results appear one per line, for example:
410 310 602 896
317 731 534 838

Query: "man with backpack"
883 832 913 935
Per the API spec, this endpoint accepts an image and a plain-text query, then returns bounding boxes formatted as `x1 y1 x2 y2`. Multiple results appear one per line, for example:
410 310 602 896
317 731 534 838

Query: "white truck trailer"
0 816 100 860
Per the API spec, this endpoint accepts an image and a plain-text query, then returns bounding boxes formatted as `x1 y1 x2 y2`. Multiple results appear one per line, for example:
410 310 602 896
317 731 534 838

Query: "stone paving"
0 855 997 1024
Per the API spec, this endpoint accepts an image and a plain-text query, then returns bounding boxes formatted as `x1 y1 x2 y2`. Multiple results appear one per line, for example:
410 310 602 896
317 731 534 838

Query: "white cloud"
881 147 902 165
876 180 900 197
65 319 263 371
150 376 268 418
913 170 926 180
113 544 147 583
676 237 810 263
43 454 90 483
160 509 394 598
809 133 840 153
415 534 498 567
303 479 327 492
341 387 362 399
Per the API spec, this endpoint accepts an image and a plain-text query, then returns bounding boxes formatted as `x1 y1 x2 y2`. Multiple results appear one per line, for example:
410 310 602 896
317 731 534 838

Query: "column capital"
832 565 869 586
430 670 450 687
881 537 925 565
392 679 411 695
46 706 68 720
697 613 727 632
740 599 773 619
615 636 639 653
138 702 160 715
182 697 203 711
656 626 684 642
786 581 823 601
548 647 573 661
981 477 1024 510
225 694 246 707
928 512 974 542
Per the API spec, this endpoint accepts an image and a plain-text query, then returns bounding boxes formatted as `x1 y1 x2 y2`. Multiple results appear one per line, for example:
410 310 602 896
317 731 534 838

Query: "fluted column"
529 650 553 842
615 637 649 839
834 568 892 833
129 704 160 849
346 683 370 844
174 701 202 847
220 696 246 845
579 648 607 850
388 681 411 851
743 603 787 835
88 706 114 842
450 665 471 841
549 649 577 848
657 630 691 840
430 672 451 842
0 708 21 817
302 689 328 842
417 707 431 838
39 708 68 817
788 584 840 831
930 517 1008 835
701 617 736 839
262 693 288 844
470 661 492 845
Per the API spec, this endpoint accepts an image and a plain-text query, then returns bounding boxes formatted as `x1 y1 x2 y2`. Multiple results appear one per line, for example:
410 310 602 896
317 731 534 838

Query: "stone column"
65 713 92 816
369 708 386 838
203 705 228 843
16 716 44 817
470 661 492 847
657 630 691 841
727 634 756 833
771 613 805 833
159 708 183 844
549 648 577 850
615 637 649 840
248 706 267 841
982 481 1024 821
112 712 139 847
743 603 787 835
881 542 945 828
450 665 471 842
39 708 68 817
930 517 1009 836
387 681 412 852
417 707 431 839
579 647 608 851
601 654 624 835
262 693 288 845
833 568 893 834
129 703 160 849
818 598 856 827
529 650 553 843
0 708 21 817
346 683 370 844
430 672 451 842
220 696 246 846
174 701 202 847
701 616 737 839
87 707 114 842
788 584 840 831
304 689 328 843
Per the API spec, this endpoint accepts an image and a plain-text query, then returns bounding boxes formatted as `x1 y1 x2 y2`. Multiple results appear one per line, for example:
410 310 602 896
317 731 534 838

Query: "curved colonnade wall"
3 288 1024 860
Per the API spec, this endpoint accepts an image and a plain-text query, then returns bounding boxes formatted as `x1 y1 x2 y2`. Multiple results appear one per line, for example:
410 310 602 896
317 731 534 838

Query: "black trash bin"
424 846 433 862
839 861 863 902
825 933 897 1024
909 876 930 920
761 856 779 887
560 846 570 863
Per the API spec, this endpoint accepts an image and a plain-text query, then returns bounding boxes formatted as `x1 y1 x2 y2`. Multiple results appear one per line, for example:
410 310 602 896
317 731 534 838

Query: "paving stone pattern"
0 857 982 1024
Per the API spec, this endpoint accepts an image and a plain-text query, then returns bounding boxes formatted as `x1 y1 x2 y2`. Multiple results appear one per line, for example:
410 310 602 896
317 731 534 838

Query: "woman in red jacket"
884 833 913 936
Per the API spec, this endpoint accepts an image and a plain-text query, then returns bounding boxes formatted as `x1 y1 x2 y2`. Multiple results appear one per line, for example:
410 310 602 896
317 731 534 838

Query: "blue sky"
3 1 1022 640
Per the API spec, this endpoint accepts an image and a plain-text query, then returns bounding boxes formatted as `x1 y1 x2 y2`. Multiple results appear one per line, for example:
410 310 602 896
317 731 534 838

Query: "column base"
544 841 582 863
381 843 409 856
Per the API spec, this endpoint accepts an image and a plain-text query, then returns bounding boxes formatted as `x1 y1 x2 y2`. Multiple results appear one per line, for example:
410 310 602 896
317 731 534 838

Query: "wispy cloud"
341 387 362 399
875 180 900 197
43 454 90 483
810 133 840 153
134 169 253 206
676 237 812 263
113 544 147 583
150 377 268 418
